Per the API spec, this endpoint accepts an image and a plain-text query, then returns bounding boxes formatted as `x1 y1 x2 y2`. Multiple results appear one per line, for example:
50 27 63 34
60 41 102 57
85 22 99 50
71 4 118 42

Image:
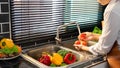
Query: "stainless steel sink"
21 42 105 68
21 44 87 68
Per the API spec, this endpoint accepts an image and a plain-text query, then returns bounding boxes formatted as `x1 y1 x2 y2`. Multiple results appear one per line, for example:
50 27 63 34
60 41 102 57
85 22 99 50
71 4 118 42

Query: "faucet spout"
55 22 81 45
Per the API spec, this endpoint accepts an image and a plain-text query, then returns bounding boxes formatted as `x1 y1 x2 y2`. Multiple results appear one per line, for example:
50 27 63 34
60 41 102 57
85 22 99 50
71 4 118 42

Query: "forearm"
81 46 89 52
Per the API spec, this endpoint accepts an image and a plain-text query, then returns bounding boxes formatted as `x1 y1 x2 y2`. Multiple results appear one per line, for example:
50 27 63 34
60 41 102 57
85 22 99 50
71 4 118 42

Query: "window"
10 0 103 46
64 0 103 29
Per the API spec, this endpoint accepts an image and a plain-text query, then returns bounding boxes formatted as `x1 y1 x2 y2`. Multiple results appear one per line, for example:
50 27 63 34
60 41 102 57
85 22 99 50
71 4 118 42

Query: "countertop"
0 56 38 68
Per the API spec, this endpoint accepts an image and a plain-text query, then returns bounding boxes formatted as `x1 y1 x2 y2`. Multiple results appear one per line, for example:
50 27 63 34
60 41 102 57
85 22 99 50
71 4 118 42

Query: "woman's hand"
79 32 101 41
74 44 89 51
83 32 94 41
74 32 101 51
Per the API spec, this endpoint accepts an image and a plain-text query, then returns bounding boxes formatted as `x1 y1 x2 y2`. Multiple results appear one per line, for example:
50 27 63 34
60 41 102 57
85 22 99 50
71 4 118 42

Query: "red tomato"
74 40 81 45
78 33 86 40
81 40 87 46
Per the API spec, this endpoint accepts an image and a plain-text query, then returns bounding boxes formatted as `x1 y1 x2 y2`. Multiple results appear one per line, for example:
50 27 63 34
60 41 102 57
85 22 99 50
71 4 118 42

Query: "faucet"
55 22 81 45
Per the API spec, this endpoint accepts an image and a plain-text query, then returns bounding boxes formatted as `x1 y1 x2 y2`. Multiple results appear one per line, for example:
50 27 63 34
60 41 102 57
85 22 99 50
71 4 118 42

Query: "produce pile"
38 49 77 67
0 38 22 58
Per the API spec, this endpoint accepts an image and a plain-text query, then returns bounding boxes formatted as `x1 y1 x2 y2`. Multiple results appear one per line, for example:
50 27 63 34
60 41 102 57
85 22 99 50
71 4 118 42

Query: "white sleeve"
89 11 120 55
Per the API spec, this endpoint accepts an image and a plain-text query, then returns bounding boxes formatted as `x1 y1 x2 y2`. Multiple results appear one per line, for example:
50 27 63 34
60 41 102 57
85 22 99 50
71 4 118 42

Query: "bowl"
0 53 21 60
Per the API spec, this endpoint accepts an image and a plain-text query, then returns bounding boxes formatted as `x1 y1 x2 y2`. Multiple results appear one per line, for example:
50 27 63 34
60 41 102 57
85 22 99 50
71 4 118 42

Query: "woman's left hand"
73 44 89 51
74 44 82 50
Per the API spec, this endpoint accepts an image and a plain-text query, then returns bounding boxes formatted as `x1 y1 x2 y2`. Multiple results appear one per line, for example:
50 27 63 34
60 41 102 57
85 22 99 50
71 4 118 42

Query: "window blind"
64 0 103 29
10 0 103 46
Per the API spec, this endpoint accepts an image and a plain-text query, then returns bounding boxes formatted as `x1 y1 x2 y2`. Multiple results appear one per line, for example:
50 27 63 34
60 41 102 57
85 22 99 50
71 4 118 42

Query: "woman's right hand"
84 32 95 41
78 32 100 41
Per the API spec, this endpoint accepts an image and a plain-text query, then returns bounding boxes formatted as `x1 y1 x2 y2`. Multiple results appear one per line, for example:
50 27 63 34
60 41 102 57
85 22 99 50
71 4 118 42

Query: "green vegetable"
57 50 69 57
92 26 102 34
61 63 67 66
0 45 18 54
50 63 56 67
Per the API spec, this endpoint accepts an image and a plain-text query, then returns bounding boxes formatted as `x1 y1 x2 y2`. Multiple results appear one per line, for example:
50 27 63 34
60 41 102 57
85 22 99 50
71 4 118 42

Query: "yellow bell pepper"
51 53 63 65
0 38 14 49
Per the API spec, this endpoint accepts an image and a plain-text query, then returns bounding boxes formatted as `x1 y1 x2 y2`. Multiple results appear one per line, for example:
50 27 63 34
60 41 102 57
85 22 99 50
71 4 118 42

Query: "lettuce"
92 26 102 34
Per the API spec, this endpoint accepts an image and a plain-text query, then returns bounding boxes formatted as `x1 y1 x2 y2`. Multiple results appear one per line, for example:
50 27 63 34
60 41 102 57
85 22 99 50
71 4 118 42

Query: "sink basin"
21 44 85 68
21 38 98 68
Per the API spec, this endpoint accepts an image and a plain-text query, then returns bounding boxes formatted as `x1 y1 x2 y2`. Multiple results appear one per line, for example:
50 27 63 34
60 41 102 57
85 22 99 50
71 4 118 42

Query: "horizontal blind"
10 0 65 45
64 0 103 29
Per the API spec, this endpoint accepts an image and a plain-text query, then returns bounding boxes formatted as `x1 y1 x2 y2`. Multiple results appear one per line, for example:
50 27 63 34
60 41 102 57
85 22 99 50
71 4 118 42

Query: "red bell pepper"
38 55 51 66
64 53 76 64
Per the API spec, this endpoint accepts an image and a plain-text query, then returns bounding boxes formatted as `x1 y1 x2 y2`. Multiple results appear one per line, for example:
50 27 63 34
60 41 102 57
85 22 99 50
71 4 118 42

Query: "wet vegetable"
38 55 51 66
80 40 87 46
78 33 86 41
38 50 77 67
60 62 67 66
74 40 87 46
50 63 56 67
64 53 76 64
57 49 69 57
51 53 63 65
74 40 81 45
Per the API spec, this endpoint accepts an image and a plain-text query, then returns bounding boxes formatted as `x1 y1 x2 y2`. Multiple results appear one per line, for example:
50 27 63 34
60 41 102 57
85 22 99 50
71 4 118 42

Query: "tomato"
0 53 6 58
78 33 86 40
74 40 80 45
16 45 22 53
81 41 87 46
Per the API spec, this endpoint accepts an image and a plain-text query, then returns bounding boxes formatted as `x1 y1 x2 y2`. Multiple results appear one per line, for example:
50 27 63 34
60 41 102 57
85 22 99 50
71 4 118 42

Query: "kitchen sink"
21 44 87 68
21 44 99 68
20 36 99 68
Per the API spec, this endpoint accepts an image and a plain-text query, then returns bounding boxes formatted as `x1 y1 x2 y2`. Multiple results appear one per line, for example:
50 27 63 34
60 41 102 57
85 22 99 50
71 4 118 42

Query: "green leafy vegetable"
92 26 102 34
57 49 69 57
50 63 56 67
60 63 67 66
0 45 18 54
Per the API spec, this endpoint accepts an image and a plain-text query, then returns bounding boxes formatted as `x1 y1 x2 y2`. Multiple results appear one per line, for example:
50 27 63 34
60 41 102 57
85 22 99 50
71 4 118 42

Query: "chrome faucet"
55 22 81 45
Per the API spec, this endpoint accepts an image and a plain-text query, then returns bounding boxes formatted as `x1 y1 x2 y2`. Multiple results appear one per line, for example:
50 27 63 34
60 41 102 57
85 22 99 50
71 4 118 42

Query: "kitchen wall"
0 0 10 39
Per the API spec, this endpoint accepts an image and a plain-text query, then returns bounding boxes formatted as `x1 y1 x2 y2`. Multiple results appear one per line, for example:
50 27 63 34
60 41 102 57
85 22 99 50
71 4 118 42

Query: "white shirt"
89 0 120 55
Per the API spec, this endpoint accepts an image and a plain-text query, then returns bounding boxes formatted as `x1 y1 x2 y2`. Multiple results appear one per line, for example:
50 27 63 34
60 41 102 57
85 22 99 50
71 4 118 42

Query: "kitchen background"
0 0 105 47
